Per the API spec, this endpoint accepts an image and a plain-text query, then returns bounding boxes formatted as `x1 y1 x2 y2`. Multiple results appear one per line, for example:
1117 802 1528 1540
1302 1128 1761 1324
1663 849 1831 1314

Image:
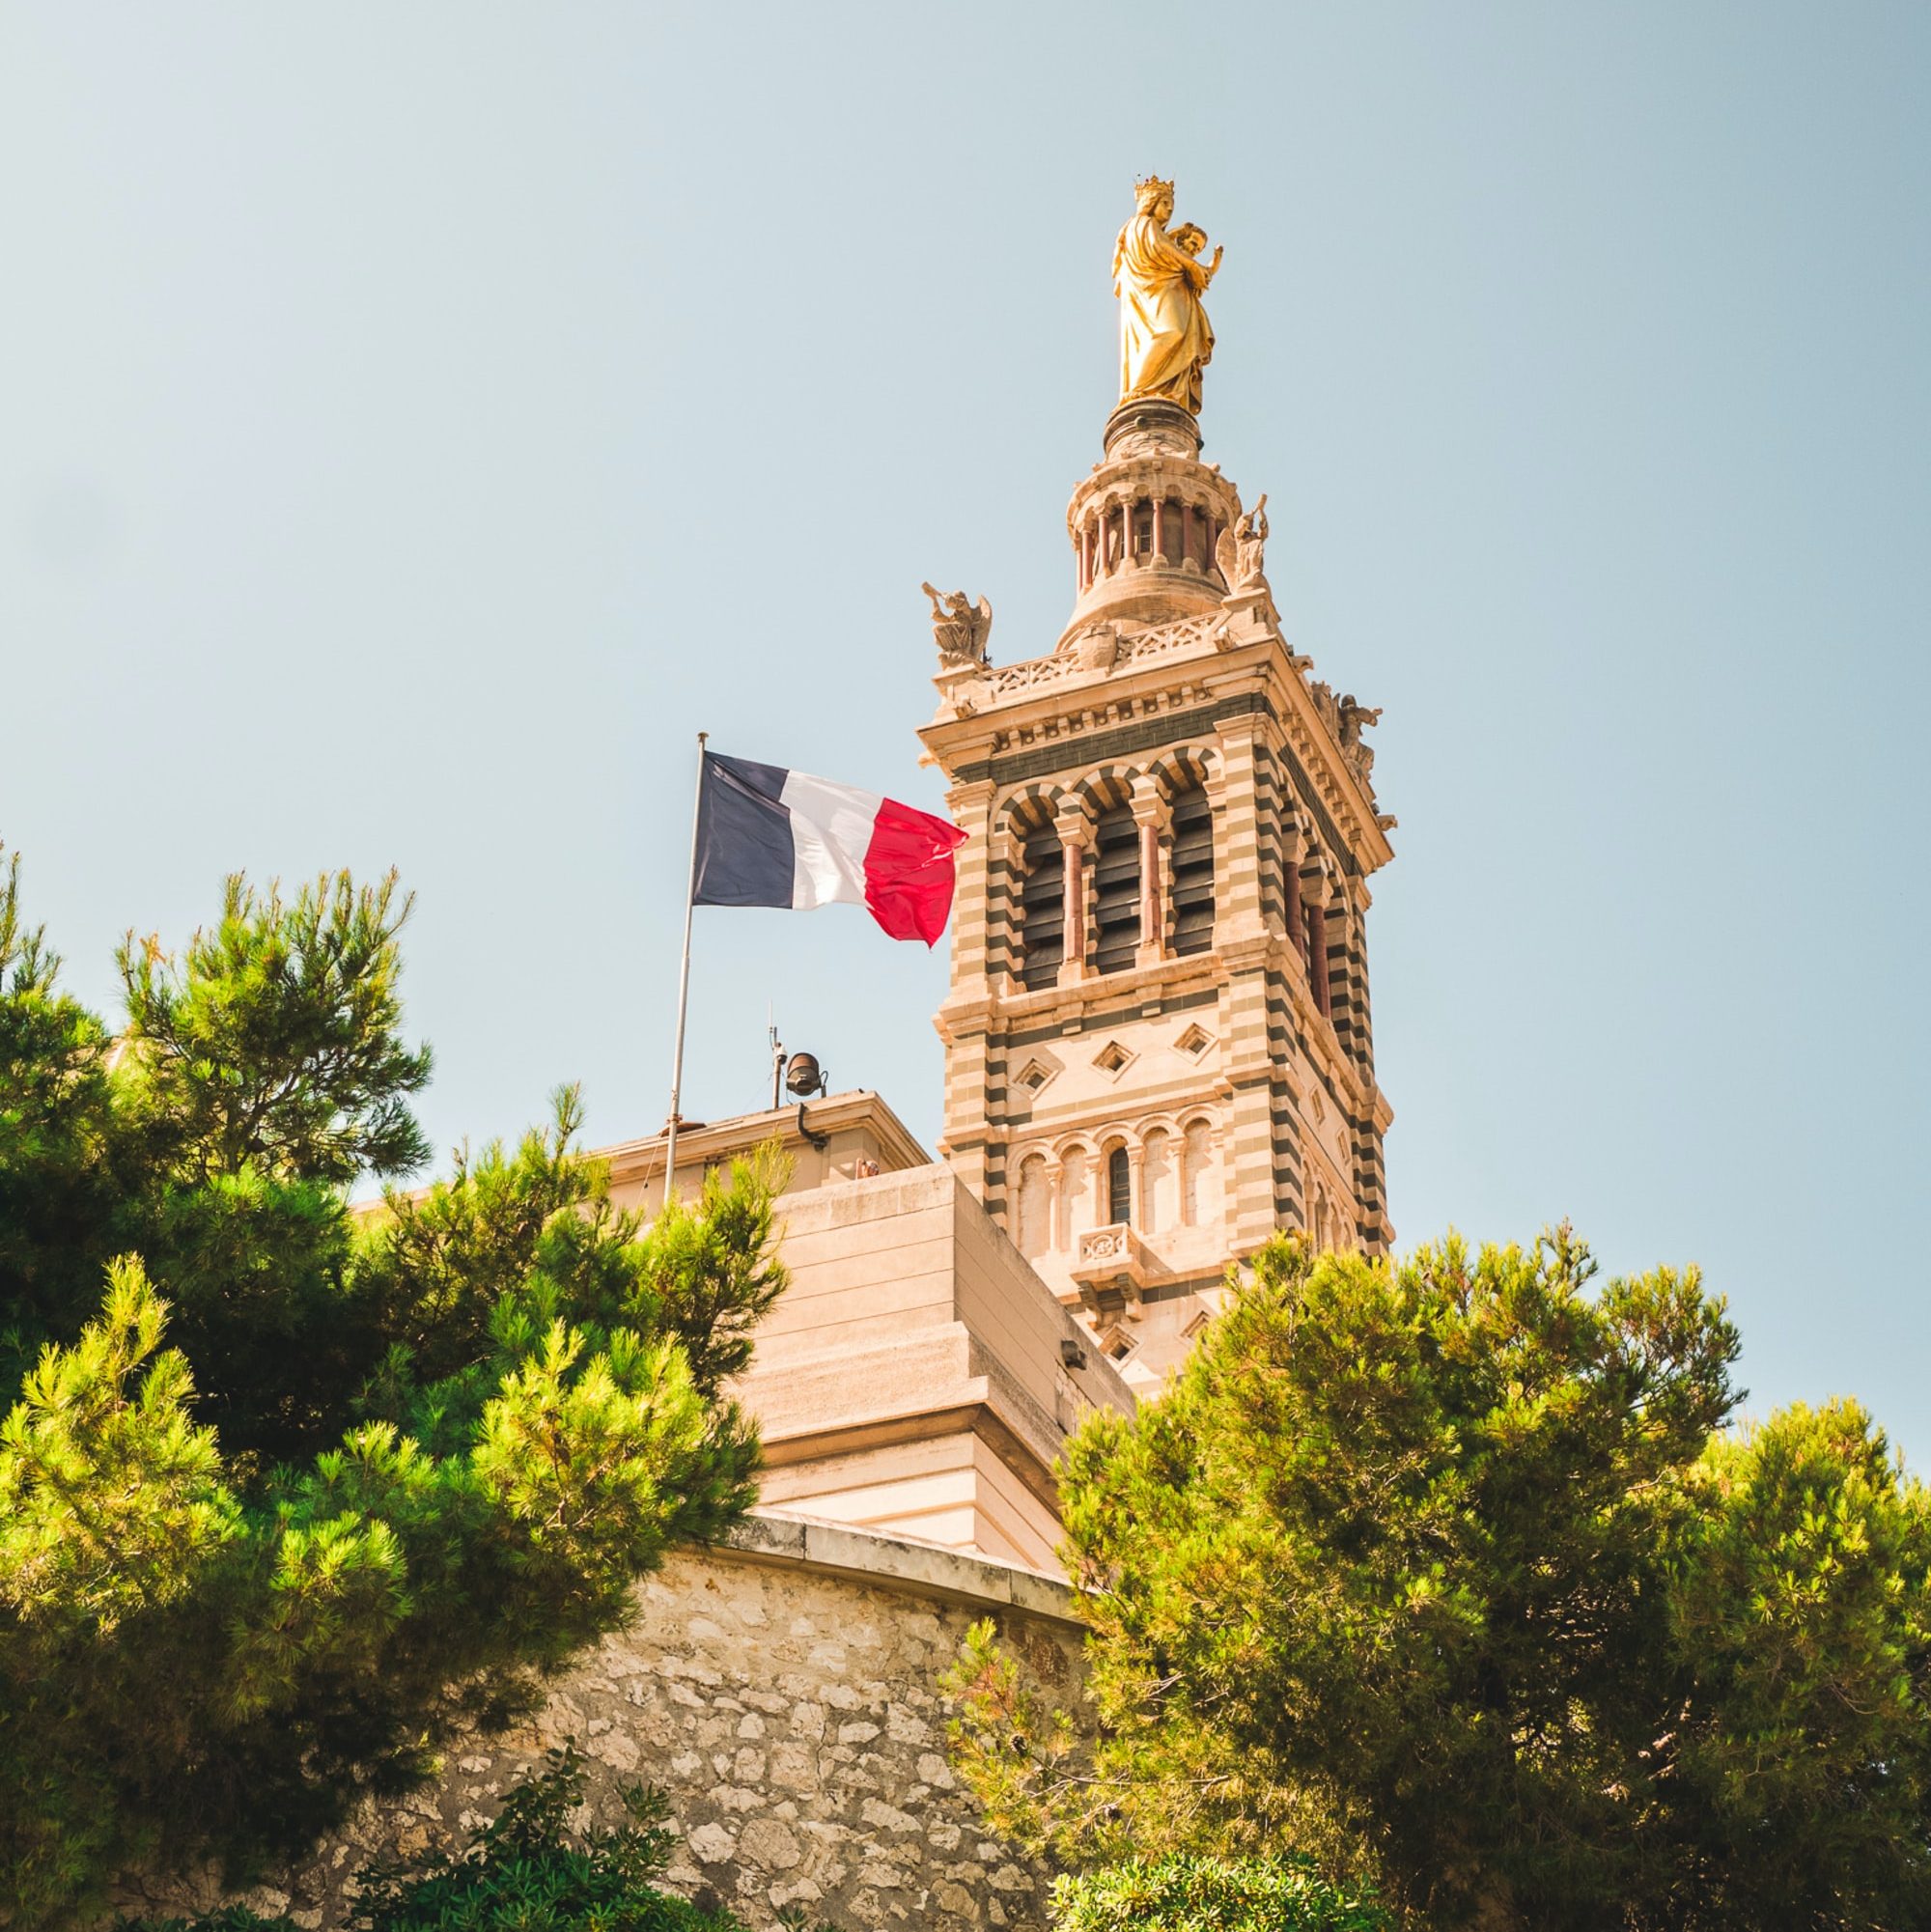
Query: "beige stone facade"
919 398 1395 1394
599 1094 1133 1569
110 1521 1088 1932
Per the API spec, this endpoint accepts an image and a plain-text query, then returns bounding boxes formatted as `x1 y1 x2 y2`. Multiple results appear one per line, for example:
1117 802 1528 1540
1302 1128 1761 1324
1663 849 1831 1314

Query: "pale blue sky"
2 5 1926 1452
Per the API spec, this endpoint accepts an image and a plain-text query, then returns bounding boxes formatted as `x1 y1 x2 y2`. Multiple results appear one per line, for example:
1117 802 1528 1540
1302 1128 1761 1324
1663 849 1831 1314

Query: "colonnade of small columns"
1049 782 1166 979
1280 820 1370 1031
1003 778 1357 1019
993 770 1378 1134
1013 1116 1222 1259
1021 767 1214 988
1072 490 1229 594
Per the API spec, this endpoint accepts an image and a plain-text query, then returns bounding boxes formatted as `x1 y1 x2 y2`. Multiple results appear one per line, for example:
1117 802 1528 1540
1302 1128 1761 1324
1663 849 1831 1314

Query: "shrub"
121 1747 754 1931
1050 1855 1389 1932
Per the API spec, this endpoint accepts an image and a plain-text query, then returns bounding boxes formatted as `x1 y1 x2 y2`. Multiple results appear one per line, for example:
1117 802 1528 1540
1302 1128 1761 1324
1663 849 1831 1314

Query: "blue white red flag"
692 752 967 946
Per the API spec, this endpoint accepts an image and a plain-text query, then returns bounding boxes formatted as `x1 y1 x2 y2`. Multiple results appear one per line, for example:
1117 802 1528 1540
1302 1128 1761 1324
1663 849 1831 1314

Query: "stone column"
1054 798 1092 987
1126 1142 1146 1230
1130 774 1168 968
1306 888 1330 1018
1280 820 1307 963
1152 496 1166 565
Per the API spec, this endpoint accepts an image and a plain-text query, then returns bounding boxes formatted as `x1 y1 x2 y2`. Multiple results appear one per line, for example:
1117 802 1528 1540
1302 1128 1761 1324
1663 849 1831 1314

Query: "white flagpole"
663 730 708 1204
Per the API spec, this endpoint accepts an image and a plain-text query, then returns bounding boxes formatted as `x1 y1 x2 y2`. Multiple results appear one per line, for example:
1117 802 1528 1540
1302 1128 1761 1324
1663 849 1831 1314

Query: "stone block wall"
110 1518 1088 1932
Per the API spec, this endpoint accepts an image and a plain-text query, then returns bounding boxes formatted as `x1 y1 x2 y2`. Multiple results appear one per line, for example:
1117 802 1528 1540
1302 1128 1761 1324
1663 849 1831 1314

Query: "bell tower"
916 186 1395 1391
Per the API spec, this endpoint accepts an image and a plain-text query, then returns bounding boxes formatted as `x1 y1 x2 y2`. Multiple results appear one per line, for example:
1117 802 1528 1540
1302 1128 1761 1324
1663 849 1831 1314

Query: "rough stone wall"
111 1526 1087 1932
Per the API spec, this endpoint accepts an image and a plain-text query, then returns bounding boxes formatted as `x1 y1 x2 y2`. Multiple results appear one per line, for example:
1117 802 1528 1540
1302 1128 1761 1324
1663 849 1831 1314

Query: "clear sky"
3 5 1926 1453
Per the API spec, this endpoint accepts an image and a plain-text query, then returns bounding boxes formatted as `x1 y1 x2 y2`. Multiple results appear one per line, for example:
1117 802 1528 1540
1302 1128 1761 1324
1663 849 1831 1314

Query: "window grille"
1019 828 1064 990
1091 803 1139 976
1169 785 1215 956
1106 1145 1132 1225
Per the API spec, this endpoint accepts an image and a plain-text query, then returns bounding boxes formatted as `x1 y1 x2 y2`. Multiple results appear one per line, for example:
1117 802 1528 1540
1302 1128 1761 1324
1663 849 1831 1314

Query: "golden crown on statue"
1133 174 1175 209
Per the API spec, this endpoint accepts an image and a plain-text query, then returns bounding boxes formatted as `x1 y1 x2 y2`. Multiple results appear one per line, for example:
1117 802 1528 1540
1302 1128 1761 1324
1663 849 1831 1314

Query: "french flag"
692 752 967 946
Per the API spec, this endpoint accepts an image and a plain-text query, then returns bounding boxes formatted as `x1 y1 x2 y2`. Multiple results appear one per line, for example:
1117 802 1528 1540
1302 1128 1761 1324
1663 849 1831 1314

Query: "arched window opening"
1142 1128 1173 1235
1169 784 1215 956
1020 826 1064 991
1062 1148 1093 1246
1091 803 1140 976
1305 888 1331 1017
1181 1118 1215 1228
1311 1190 1333 1251
1106 1144 1132 1226
1017 1155 1049 1259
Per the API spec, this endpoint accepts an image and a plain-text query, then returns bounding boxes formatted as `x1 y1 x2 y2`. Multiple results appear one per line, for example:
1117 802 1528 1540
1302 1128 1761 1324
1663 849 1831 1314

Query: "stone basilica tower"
917 182 1395 1391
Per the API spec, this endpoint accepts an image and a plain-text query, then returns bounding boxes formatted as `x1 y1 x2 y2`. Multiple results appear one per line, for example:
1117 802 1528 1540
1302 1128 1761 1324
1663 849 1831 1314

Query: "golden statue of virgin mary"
1113 177 1222 413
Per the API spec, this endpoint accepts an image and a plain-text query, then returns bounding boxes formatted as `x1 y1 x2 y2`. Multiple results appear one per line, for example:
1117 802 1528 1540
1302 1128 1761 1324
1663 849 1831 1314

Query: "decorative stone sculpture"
1215 493 1270 592
921 583 993 669
1337 694 1382 750
1114 176 1221 413
1072 621 1124 672
1337 694 1383 790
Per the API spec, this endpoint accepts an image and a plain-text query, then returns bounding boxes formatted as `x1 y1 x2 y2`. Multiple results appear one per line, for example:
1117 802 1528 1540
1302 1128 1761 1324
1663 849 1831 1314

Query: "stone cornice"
921 605 1392 878
726 1512 1079 1625
937 949 1222 1041
598 1090 932 1190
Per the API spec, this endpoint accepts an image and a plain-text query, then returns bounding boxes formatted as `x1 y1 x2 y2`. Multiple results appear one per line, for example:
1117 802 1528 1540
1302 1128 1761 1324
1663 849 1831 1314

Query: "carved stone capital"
1053 798 1096 847
1128 772 1170 827
944 777 998 817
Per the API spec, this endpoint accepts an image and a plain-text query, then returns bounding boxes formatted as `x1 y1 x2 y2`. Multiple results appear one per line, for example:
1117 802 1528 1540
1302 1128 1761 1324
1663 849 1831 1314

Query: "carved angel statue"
1215 493 1269 592
1336 694 1383 750
921 583 993 670
1338 694 1383 786
1115 177 1221 412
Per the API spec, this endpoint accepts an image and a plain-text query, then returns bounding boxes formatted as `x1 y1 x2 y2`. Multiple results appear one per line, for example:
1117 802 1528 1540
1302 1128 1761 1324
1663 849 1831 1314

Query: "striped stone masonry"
918 408 1396 1393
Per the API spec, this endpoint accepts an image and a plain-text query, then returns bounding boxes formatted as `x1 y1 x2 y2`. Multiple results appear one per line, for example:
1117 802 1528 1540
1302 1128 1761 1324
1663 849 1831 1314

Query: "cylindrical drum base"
1103 398 1203 462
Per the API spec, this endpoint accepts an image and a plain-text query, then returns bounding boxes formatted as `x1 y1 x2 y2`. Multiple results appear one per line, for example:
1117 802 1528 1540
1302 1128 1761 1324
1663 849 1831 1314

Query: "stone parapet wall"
110 1517 1088 1932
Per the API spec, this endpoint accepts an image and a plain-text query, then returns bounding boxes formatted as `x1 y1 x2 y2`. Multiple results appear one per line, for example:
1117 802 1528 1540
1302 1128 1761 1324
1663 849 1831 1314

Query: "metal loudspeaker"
784 1050 828 1099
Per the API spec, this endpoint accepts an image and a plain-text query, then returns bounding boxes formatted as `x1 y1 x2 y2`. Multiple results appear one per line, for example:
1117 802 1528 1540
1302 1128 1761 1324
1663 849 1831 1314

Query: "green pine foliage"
1049 1855 1389 1932
948 1231 1931 1931
0 851 788 1925
0 850 127 1396
121 1746 752 1931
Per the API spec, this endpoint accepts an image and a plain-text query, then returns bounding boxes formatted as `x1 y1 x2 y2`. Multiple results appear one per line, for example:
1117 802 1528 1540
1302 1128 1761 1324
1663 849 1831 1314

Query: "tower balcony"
1070 1220 1158 1321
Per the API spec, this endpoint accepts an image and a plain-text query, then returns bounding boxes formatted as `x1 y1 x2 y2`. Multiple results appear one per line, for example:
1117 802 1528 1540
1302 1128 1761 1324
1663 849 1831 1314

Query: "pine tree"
0 852 787 1924
948 1232 1931 1930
